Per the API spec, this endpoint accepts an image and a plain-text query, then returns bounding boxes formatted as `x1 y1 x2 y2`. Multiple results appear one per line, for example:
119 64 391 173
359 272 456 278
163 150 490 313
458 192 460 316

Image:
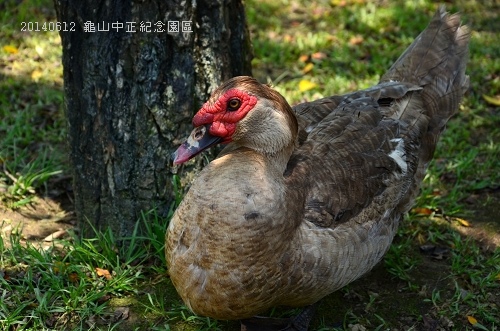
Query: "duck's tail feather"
381 6 470 91
382 6 470 127
381 6 471 212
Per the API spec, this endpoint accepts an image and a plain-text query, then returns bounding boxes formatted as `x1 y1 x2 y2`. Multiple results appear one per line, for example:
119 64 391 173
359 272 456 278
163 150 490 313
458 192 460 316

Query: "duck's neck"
219 140 295 176
226 98 298 174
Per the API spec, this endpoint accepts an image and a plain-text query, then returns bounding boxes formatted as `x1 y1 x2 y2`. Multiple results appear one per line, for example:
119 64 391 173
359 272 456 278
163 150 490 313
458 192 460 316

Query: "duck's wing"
285 6 470 229
286 87 417 228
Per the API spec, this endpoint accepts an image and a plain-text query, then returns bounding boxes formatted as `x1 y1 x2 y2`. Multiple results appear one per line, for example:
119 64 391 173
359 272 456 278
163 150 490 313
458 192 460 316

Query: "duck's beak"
172 125 222 165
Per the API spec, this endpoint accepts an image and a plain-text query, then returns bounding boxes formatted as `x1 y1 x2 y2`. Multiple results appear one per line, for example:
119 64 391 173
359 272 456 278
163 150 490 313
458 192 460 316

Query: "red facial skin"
192 89 258 142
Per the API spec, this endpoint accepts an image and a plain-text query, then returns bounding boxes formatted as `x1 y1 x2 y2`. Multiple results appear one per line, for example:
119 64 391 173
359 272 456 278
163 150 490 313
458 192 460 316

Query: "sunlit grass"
0 209 176 330
0 0 65 207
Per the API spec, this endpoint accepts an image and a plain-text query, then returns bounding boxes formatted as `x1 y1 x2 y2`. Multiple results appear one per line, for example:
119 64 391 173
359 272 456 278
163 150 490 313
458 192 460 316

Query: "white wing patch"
305 124 315 133
388 138 407 176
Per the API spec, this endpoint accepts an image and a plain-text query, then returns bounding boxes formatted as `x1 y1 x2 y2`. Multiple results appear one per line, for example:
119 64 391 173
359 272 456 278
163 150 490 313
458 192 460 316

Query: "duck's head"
172 76 298 165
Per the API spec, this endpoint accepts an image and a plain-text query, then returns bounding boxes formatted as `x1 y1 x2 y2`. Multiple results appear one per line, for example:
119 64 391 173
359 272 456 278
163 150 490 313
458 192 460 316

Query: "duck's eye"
227 98 241 111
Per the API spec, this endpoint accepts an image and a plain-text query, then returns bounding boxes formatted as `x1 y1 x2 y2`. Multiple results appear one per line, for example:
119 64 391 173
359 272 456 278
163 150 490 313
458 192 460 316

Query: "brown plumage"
166 6 470 324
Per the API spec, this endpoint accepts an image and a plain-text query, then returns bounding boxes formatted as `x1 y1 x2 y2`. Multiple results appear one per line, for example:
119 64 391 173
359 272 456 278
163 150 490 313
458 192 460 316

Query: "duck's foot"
240 304 318 331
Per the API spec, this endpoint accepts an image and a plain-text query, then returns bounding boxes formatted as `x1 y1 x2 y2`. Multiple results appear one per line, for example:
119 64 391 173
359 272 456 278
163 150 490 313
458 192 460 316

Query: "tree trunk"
53 0 252 237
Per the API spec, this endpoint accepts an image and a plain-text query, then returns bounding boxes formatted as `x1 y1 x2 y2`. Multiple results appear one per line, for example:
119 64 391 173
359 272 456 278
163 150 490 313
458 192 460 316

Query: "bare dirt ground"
457 188 500 250
1 190 76 250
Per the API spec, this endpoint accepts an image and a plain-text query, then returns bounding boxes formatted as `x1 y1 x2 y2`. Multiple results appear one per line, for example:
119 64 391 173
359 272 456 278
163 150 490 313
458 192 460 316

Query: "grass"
0 0 65 208
1 0 499 330
0 213 171 330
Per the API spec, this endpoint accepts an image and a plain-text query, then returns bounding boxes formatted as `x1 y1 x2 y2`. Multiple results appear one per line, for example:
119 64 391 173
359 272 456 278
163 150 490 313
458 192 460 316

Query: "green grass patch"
0 210 174 330
0 0 66 208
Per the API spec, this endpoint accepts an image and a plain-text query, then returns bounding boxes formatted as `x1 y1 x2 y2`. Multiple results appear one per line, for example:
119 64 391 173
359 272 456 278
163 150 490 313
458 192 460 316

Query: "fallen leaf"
302 63 314 74
495 273 500 281
311 52 327 60
298 79 317 92
467 315 477 325
483 94 500 106
411 207 433 215
31 70 43 81
298 54 309 62
3 45 18 54
454 217 471 227
95 267 112 280
349 35 364 45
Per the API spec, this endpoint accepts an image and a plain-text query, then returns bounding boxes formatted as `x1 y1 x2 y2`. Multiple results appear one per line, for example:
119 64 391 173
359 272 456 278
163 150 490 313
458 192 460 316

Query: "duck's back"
287 6 469 225
279 7 470 304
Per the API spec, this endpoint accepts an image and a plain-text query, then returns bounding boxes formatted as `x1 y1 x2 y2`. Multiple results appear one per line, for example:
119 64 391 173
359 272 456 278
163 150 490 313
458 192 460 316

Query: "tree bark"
53 0 252 237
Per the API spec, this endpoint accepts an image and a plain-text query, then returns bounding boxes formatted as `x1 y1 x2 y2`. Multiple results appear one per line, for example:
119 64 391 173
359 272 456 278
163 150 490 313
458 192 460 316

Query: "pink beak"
172 125 222 165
